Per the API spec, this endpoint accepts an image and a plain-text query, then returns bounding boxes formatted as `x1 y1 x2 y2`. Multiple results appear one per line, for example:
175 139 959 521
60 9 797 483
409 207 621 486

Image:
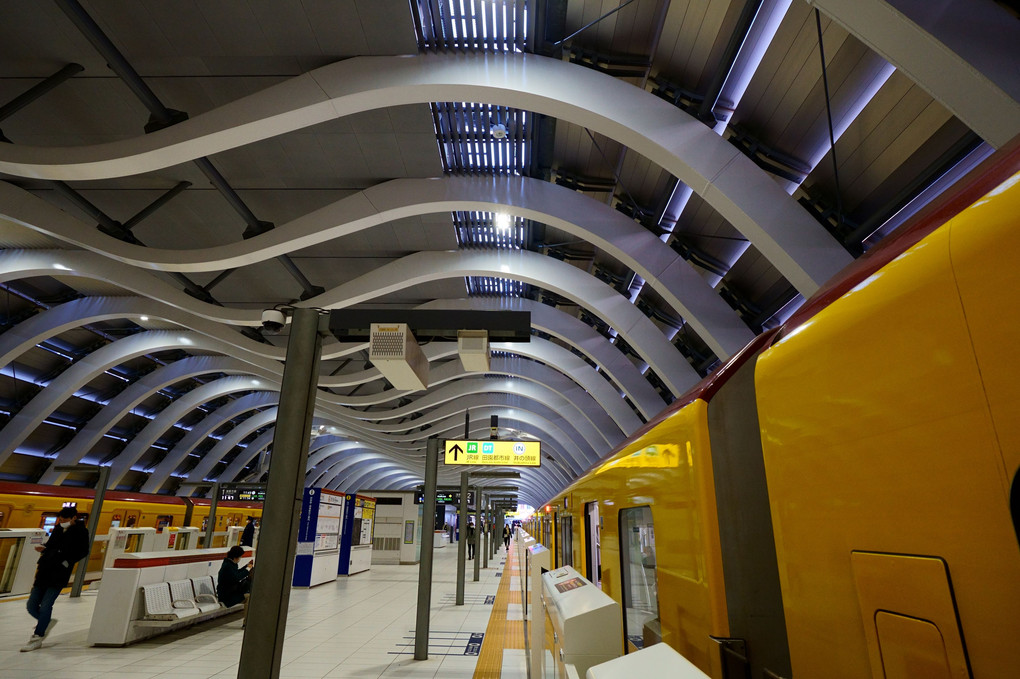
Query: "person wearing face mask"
21 507 90 652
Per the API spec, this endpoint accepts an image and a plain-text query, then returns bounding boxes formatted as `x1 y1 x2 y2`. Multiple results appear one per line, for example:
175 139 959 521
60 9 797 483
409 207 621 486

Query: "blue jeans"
27 585 61 637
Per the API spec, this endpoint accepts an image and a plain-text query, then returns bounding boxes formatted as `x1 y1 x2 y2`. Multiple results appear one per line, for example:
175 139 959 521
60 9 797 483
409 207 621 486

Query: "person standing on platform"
240 516 256 547
503 524 511 550
467 521 476 560
21 506 90 652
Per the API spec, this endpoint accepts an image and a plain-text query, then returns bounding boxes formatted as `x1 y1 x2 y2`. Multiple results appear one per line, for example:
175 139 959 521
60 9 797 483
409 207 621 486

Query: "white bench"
88 547 251 646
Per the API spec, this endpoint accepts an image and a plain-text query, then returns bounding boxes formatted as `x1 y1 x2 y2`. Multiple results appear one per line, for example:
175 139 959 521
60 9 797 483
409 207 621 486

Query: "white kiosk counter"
586 642 711 678
541 566 622 679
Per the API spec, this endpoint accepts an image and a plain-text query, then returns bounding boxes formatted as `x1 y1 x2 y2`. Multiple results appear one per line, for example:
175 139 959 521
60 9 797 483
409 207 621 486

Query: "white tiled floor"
0 542 517 679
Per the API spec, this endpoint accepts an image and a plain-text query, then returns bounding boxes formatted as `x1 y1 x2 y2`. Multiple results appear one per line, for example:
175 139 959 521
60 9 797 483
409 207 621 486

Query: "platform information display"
444 439 541 467
218 483 267 502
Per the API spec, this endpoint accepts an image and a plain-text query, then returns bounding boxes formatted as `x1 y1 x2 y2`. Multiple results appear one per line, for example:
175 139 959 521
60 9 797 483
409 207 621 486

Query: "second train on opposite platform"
527 155 1020 677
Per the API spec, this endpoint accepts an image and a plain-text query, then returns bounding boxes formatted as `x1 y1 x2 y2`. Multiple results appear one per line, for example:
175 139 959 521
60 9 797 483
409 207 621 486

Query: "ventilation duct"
370 323 428 391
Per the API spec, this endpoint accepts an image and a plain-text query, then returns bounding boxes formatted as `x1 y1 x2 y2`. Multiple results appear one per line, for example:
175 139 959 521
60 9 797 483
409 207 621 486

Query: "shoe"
20 635 43 652
43 618 58 637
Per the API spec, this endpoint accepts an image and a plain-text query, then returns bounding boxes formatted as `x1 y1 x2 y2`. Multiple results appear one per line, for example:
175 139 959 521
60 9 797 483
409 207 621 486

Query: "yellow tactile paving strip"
473 543 525 678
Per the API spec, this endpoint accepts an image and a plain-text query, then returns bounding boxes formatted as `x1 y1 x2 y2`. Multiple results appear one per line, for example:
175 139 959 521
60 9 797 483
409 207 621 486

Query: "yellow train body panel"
553 399 728 677
754 172 1020 678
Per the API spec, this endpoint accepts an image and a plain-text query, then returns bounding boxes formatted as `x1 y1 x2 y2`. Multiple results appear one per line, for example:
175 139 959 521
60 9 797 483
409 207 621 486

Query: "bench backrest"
142 582 175 616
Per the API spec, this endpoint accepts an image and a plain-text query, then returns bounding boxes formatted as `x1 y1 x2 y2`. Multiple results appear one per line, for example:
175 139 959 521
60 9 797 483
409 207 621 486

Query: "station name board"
444 439 541 467
218 483 267 503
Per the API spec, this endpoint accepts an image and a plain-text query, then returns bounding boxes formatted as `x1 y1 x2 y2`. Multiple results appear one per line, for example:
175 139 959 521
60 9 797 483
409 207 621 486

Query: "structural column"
414 437 440 660
473 485 481 582
237 308 323 679
456 470 468 605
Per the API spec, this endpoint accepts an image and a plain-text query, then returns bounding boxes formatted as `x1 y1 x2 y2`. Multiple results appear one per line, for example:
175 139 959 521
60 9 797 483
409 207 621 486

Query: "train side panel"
755 175 1020 678
556 400 728 676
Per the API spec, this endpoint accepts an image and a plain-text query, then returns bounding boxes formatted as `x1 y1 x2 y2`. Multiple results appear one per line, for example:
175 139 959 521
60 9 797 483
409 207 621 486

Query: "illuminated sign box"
444 439 541 467
218 483 267 502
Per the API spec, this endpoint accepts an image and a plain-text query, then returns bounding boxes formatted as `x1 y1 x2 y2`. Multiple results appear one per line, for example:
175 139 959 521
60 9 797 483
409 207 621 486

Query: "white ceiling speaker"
458 329 490 372
490 123 508 139
369 323 429 391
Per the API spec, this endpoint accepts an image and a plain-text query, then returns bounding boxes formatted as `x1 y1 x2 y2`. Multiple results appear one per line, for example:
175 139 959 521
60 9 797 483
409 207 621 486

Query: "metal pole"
68 465 108 597
473 485 481 582
456 470 468 605
238 307 323 679
482 492 489 570
182 497 194 528
413 438 440 660
205 483 220 549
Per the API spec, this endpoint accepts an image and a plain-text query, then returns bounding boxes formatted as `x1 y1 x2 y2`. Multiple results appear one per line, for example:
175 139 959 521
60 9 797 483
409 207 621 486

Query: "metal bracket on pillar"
52 463 108 598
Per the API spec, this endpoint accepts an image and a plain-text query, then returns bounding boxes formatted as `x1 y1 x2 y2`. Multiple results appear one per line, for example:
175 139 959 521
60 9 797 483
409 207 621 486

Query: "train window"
619 506 659 651
40 513 59 535
155 515 172 532
585 502 602 588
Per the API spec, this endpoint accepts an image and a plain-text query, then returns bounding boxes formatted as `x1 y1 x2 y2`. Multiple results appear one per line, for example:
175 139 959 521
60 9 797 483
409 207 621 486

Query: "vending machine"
338 494 375 575
293 488 346 587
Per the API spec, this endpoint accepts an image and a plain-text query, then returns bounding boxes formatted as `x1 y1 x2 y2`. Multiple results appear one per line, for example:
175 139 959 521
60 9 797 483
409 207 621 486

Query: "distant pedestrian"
240 516 256 547
467 522 476 560
22 507 90 652
503 524 511 550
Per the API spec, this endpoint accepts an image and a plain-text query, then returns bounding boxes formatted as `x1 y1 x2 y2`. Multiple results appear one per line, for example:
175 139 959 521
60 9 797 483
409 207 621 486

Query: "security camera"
261 308 286 332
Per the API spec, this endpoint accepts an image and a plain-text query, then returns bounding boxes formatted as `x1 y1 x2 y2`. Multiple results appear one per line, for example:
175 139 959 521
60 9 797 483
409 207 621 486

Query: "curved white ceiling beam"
368 363 623 449
305 249 699 397
0 330 210 467
417 298 664 418
139 399 280 494
0 176 751 358
105 377 275 487
809 0 1020 149
0 252 694 400
0 53 851 293
213 428 276 488
313 401 594 482
41 355 257 483
343 342 637 436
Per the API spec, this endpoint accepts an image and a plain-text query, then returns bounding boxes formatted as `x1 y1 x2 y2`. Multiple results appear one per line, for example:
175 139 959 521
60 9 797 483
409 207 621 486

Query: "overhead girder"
0 295 628 495
212 428 277 488
305 249 700 397
808 0 1020 149
336 341 638 436
351 372 620 453
0 249 697 397
312 400 595 484
0 175 752 358
416 298 665 418
0 52 852 294
138 398 280 494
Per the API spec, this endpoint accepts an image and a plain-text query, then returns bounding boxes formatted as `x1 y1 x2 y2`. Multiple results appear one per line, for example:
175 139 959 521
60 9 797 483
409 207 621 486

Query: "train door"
558 515 573 567
619 506 659 651
584 501 601 588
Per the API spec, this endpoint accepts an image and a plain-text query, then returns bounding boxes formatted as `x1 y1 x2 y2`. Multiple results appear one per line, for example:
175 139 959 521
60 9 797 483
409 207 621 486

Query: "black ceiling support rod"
814 8 844 235
697 0 764 125
553 0 639 46
0 63 84 134
54 0 324 301
47 181 216 304
122 181 192 231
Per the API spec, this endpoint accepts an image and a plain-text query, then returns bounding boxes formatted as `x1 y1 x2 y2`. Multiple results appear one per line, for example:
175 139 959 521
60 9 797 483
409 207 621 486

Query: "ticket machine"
541 565 622 678
0 528 47 596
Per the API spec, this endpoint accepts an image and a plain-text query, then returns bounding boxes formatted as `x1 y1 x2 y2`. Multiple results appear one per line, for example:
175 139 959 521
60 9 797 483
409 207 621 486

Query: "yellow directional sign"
444 439 541 467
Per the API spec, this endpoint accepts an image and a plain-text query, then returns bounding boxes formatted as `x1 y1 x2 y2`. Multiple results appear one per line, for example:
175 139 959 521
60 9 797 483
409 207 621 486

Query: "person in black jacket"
218 545 253 627
22 507 90 652
240 516 256 547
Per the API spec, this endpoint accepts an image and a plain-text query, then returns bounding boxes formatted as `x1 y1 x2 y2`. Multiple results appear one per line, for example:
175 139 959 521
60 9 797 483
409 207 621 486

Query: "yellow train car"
537 142 1020 678
0 481 264 574
754 170 1020 677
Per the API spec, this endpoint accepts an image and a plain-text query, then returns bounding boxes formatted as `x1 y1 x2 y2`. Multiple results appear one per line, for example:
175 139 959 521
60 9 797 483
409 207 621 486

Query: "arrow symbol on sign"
450 444 463 461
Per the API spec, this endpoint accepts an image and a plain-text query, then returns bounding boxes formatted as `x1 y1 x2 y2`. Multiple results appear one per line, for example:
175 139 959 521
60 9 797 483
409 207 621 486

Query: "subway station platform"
0 539 525 679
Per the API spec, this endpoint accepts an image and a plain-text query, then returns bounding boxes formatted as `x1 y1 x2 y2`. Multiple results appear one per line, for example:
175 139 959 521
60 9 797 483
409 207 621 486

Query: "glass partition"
619 506 659 650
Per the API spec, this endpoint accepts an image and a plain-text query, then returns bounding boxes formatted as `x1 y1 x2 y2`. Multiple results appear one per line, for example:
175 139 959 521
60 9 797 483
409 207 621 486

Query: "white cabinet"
541 566 622 679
